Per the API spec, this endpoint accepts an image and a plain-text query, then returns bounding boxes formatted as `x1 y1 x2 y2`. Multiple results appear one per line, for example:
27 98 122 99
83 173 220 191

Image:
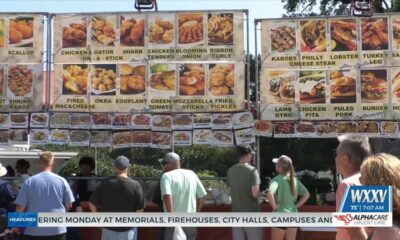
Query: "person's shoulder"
272 175 284 181
341 173 361 185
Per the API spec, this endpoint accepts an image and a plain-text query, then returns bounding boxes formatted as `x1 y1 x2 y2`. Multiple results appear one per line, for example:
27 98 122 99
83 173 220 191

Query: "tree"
282 0 396 16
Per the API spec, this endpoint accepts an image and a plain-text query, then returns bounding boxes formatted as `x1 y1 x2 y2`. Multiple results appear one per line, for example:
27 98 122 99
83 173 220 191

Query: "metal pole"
254 20 261 172
45 14 52 112
245 10 251 111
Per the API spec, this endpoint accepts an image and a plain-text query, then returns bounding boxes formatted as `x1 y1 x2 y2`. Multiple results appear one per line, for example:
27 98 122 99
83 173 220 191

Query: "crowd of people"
0 134 399 240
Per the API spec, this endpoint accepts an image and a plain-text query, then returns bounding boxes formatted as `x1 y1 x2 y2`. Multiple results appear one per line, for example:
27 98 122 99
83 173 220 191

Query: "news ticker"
8 212 393 228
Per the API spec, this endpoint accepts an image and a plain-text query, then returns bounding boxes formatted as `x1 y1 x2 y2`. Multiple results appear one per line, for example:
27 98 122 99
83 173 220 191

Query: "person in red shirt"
335 134 371 240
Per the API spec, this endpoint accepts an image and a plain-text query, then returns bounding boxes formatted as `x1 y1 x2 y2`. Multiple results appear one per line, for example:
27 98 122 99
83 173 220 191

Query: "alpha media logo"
340 186 392 213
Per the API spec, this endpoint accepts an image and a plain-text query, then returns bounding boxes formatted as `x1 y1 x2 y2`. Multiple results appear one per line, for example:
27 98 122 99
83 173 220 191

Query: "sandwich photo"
298 71 326 104
361 70 388 103
268 71 295 104
330 70 356 104
392 70 400 103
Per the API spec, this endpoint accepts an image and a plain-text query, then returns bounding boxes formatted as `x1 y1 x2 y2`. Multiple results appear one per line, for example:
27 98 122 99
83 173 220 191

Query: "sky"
1 0 287 53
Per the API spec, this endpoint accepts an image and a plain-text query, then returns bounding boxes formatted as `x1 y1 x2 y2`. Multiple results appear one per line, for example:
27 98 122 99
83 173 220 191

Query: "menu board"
259 14 400 121
53 11 244 63
0 14 44 64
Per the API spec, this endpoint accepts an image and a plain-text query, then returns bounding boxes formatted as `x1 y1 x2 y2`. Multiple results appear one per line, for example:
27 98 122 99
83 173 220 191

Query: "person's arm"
295 192 310 209
251 185 260 199
195 174 207 212
63 179 75 211
88 202 98 212
266 191 278 210
163 195 173 212
15 205 26 212
347 228 368 240
197 197 205 212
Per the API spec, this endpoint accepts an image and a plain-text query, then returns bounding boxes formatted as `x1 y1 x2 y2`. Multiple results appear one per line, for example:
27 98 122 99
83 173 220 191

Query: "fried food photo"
120 16 144 47
152 115 172 128
209 64 234 96
298 71 326 104
254 120 272 133
330 70 356 103
316 122 337 134
71 114 90 126
330 19 357 51
392 71 400 101
10 114 26 123
361 70 387 102
0 114 7 125
32 114 48 123
338 122 358 133
113 114 132 127
62 17 87 48
0 19 5 47
179 64 205 96
358 122 378 133
91 16 115 46
274 122 295 134
9 130 28 142
0 131 7 143
149 17 174 44
362 18 388 50
62 64 88 95
91 131 112 144
208 13 233 45
300 20 326 52
178 14 203 44
212 114 232 125
8 65 33 97
9 17 34 46
152 132 171 145
150 64 176 91
381 122 398 134
133 114 151 126
70 131 89 142
51 130 68 141
194 130 211 140
296 122 316 133
174 132 190 141
51 113 70 125
213 131 233 143
92 113 112 125
120 64 146 94
173 115 193 126
31 130 48 141
271 24 296 52
393 17 400 49
113 132 132 145
91 65 116 95
131 131 151 144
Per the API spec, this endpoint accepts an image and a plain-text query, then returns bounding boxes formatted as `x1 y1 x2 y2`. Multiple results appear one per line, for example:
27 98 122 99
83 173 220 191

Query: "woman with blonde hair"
360 153 400 240
267 155 310 240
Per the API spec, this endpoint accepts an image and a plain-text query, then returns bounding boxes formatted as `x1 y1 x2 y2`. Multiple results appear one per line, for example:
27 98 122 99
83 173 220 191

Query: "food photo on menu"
178 13 204 46
151 115 172 131
132 114 151 129
62 16 87 48
392 69 400 103
208 13 234 46
358 121 379 134
8 16 34 47
193 129 212 144
10 113 28 128
0 114 9 129
9 129 28 143
112 113 132 129
149 63 176 95
112 131 132 148
131 131 152 146
179 64 205 96
50 129 69 144
361 69 388 103
393 16 400 50
148 14 175 46
209 64 234 96
119 64 146 95
71 113 91 129
233 112 253 129
120 15 145 47
0 19 4 47
8 65 34 97
30 129 49 144
330 19 357 51
173 131 192 146
91 113 112 128
212 130 234 146
69 130 90 146
91 15 116 47
50 113 71 128
234 128 255 145
300 19 327 52
296 122 317 134
268 70 295 104
90 131 112 147
330 70 356 104
62 64 89 95
254 120 272 136
316 122 337 135
270 21 296 53
212 113 233 129
30 113 49 128
193 113 212 128
274 122 295 135
172 114 193 130
151 132 172 148
91 64 117 96
337 121 358 134
0 65 4 95
361 17 388 51
298 71 326 104
381 122 399 135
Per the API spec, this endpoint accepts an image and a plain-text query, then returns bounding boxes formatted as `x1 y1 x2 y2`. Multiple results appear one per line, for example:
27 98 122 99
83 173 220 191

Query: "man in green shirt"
160 152 207 240
227 145 262 240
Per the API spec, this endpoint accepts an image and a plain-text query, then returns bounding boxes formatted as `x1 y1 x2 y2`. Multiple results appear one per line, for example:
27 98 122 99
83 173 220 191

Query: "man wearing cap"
14 151 75 240
227 145 262 240
0 163 17 233
89 156 144 240
159 152 207 240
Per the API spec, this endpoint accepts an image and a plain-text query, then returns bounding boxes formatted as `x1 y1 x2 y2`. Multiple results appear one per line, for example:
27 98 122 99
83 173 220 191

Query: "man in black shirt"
89 156 144 240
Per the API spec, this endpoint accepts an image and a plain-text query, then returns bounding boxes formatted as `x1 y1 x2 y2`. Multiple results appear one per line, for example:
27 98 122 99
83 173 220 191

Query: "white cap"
0 163 7 177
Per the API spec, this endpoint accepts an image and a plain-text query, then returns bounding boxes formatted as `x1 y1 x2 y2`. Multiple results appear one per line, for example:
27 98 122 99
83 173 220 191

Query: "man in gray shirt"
227 145 262 240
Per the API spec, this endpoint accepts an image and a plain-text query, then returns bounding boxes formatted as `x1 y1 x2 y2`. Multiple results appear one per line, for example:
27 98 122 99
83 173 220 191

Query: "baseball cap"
236 145 255 156
113 156 131 170
272 155 293 167
158 152 180 164
0 163 7 177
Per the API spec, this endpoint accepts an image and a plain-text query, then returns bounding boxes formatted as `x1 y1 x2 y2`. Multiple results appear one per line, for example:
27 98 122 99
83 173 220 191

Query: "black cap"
236 145 255 156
